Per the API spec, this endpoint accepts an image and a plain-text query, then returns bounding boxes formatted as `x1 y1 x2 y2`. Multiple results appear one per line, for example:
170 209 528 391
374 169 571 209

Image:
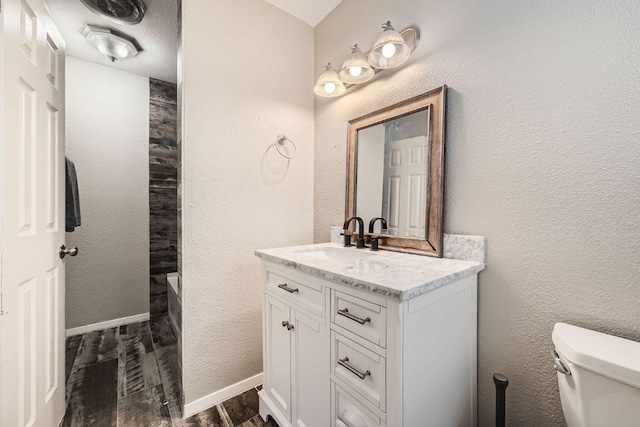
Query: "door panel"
45 103 59 232
386 176 400 231
19 0 37 63
44 266 60 402
18 277 37 427
292 310 329 427
18 78 37 235
264 295 292 422
2 0 66 425
45 35 59 86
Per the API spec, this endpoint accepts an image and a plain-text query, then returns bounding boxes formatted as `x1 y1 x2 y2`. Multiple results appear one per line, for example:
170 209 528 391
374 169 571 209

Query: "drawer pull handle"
282 320 294 331
337 308 371 325
278 283 299 294
338 357 371 380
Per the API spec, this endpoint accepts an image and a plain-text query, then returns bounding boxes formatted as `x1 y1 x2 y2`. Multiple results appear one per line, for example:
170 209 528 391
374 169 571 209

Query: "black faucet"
368 217 388 234
370 236 380 251
343 216 366 249
368 217 387 251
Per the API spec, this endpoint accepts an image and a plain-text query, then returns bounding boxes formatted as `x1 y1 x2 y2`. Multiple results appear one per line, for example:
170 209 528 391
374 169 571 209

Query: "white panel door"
382 136 428 237
291 309 329 427
1 0 66 426
264 295 292 423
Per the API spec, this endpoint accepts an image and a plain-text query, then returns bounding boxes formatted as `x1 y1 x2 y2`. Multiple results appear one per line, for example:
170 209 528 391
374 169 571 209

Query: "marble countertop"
255 243 485 301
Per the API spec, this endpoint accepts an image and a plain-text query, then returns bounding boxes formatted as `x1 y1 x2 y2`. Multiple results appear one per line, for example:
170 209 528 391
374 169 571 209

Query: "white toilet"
552 322 640 426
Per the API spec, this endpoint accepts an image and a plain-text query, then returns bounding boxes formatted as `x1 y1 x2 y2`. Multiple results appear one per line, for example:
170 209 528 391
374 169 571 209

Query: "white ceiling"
265 0 343 27
48 0 178 83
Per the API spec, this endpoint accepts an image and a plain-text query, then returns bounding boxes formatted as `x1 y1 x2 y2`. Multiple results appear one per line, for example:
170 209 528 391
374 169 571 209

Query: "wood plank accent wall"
149 78 178 318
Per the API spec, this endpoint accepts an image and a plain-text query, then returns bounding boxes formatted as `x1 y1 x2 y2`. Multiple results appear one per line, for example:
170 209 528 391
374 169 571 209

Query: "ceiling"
48 0 178 83
265 0 343 27
47 0 339 83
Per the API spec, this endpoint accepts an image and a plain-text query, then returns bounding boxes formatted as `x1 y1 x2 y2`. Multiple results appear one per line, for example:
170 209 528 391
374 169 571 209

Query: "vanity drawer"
331 383 386 427
332 290 386 348
266 268 325 318
331 331 386 411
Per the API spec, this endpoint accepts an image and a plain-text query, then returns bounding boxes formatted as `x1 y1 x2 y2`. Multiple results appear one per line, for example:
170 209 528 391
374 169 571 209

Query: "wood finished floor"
63 318 277 427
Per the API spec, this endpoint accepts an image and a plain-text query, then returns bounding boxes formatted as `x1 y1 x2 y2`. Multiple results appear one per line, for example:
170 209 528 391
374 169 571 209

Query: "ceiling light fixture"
314 21 419 98
81 24 143 62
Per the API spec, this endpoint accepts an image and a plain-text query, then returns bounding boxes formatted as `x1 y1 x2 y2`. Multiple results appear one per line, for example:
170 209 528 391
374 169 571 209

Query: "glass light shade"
338 45 375 85
81 25 142 62
314 63 346 97
368 21 411 70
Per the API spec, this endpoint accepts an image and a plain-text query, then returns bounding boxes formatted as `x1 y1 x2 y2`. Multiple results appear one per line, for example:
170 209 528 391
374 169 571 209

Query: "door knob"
281 320 294 331
59 245 79 259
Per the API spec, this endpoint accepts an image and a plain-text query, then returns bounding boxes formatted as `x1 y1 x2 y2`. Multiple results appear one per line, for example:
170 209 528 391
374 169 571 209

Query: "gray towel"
65 157 81 232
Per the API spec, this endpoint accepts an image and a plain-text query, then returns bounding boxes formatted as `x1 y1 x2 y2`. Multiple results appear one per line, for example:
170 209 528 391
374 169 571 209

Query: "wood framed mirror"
345 85 446 257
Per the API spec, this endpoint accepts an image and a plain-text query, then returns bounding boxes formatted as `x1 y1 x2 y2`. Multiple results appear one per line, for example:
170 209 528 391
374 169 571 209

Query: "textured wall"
181 0 314 405
66 56 150 329
314 1 640 425
149 78 178 319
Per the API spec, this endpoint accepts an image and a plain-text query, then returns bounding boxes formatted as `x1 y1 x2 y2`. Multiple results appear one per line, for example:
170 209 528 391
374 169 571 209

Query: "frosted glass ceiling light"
81 24 142 62
339 45 375 85
368 21 411 70
314 63 346 97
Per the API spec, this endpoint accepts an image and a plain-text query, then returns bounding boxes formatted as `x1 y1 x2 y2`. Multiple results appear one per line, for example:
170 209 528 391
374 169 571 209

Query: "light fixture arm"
399 26 420 52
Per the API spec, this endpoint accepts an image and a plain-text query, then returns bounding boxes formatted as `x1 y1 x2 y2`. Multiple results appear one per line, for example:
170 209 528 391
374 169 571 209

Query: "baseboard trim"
66 312 150 337
183 373 263 418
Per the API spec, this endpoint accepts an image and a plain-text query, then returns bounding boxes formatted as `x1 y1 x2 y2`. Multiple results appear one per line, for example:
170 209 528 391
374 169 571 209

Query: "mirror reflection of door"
382 136 428 237
355 108 430 238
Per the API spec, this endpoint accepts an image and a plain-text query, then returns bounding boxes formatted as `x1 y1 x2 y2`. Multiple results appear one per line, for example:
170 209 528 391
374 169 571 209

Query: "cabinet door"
292 309 329 427
265 295 292 422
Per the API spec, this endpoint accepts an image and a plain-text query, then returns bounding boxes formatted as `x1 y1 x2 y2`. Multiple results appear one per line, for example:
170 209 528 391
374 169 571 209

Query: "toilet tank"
552 323 640 427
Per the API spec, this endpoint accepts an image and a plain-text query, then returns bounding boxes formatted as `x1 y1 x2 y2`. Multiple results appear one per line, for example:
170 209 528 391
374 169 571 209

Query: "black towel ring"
275 135 297 159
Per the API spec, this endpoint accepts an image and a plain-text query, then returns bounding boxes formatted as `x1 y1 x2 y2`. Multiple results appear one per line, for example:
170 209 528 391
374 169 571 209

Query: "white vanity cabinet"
257 248 482 427
262 267 330 427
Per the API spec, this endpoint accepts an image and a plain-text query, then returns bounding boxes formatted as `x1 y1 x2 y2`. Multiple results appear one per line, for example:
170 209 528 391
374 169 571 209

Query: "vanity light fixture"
314 21 419 98
368 21 411 69
81 24 143 62
338 45 375 85
313 63 346 97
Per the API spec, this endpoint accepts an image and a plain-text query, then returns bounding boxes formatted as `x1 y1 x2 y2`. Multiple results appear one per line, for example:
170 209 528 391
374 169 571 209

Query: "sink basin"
297 247 375 261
